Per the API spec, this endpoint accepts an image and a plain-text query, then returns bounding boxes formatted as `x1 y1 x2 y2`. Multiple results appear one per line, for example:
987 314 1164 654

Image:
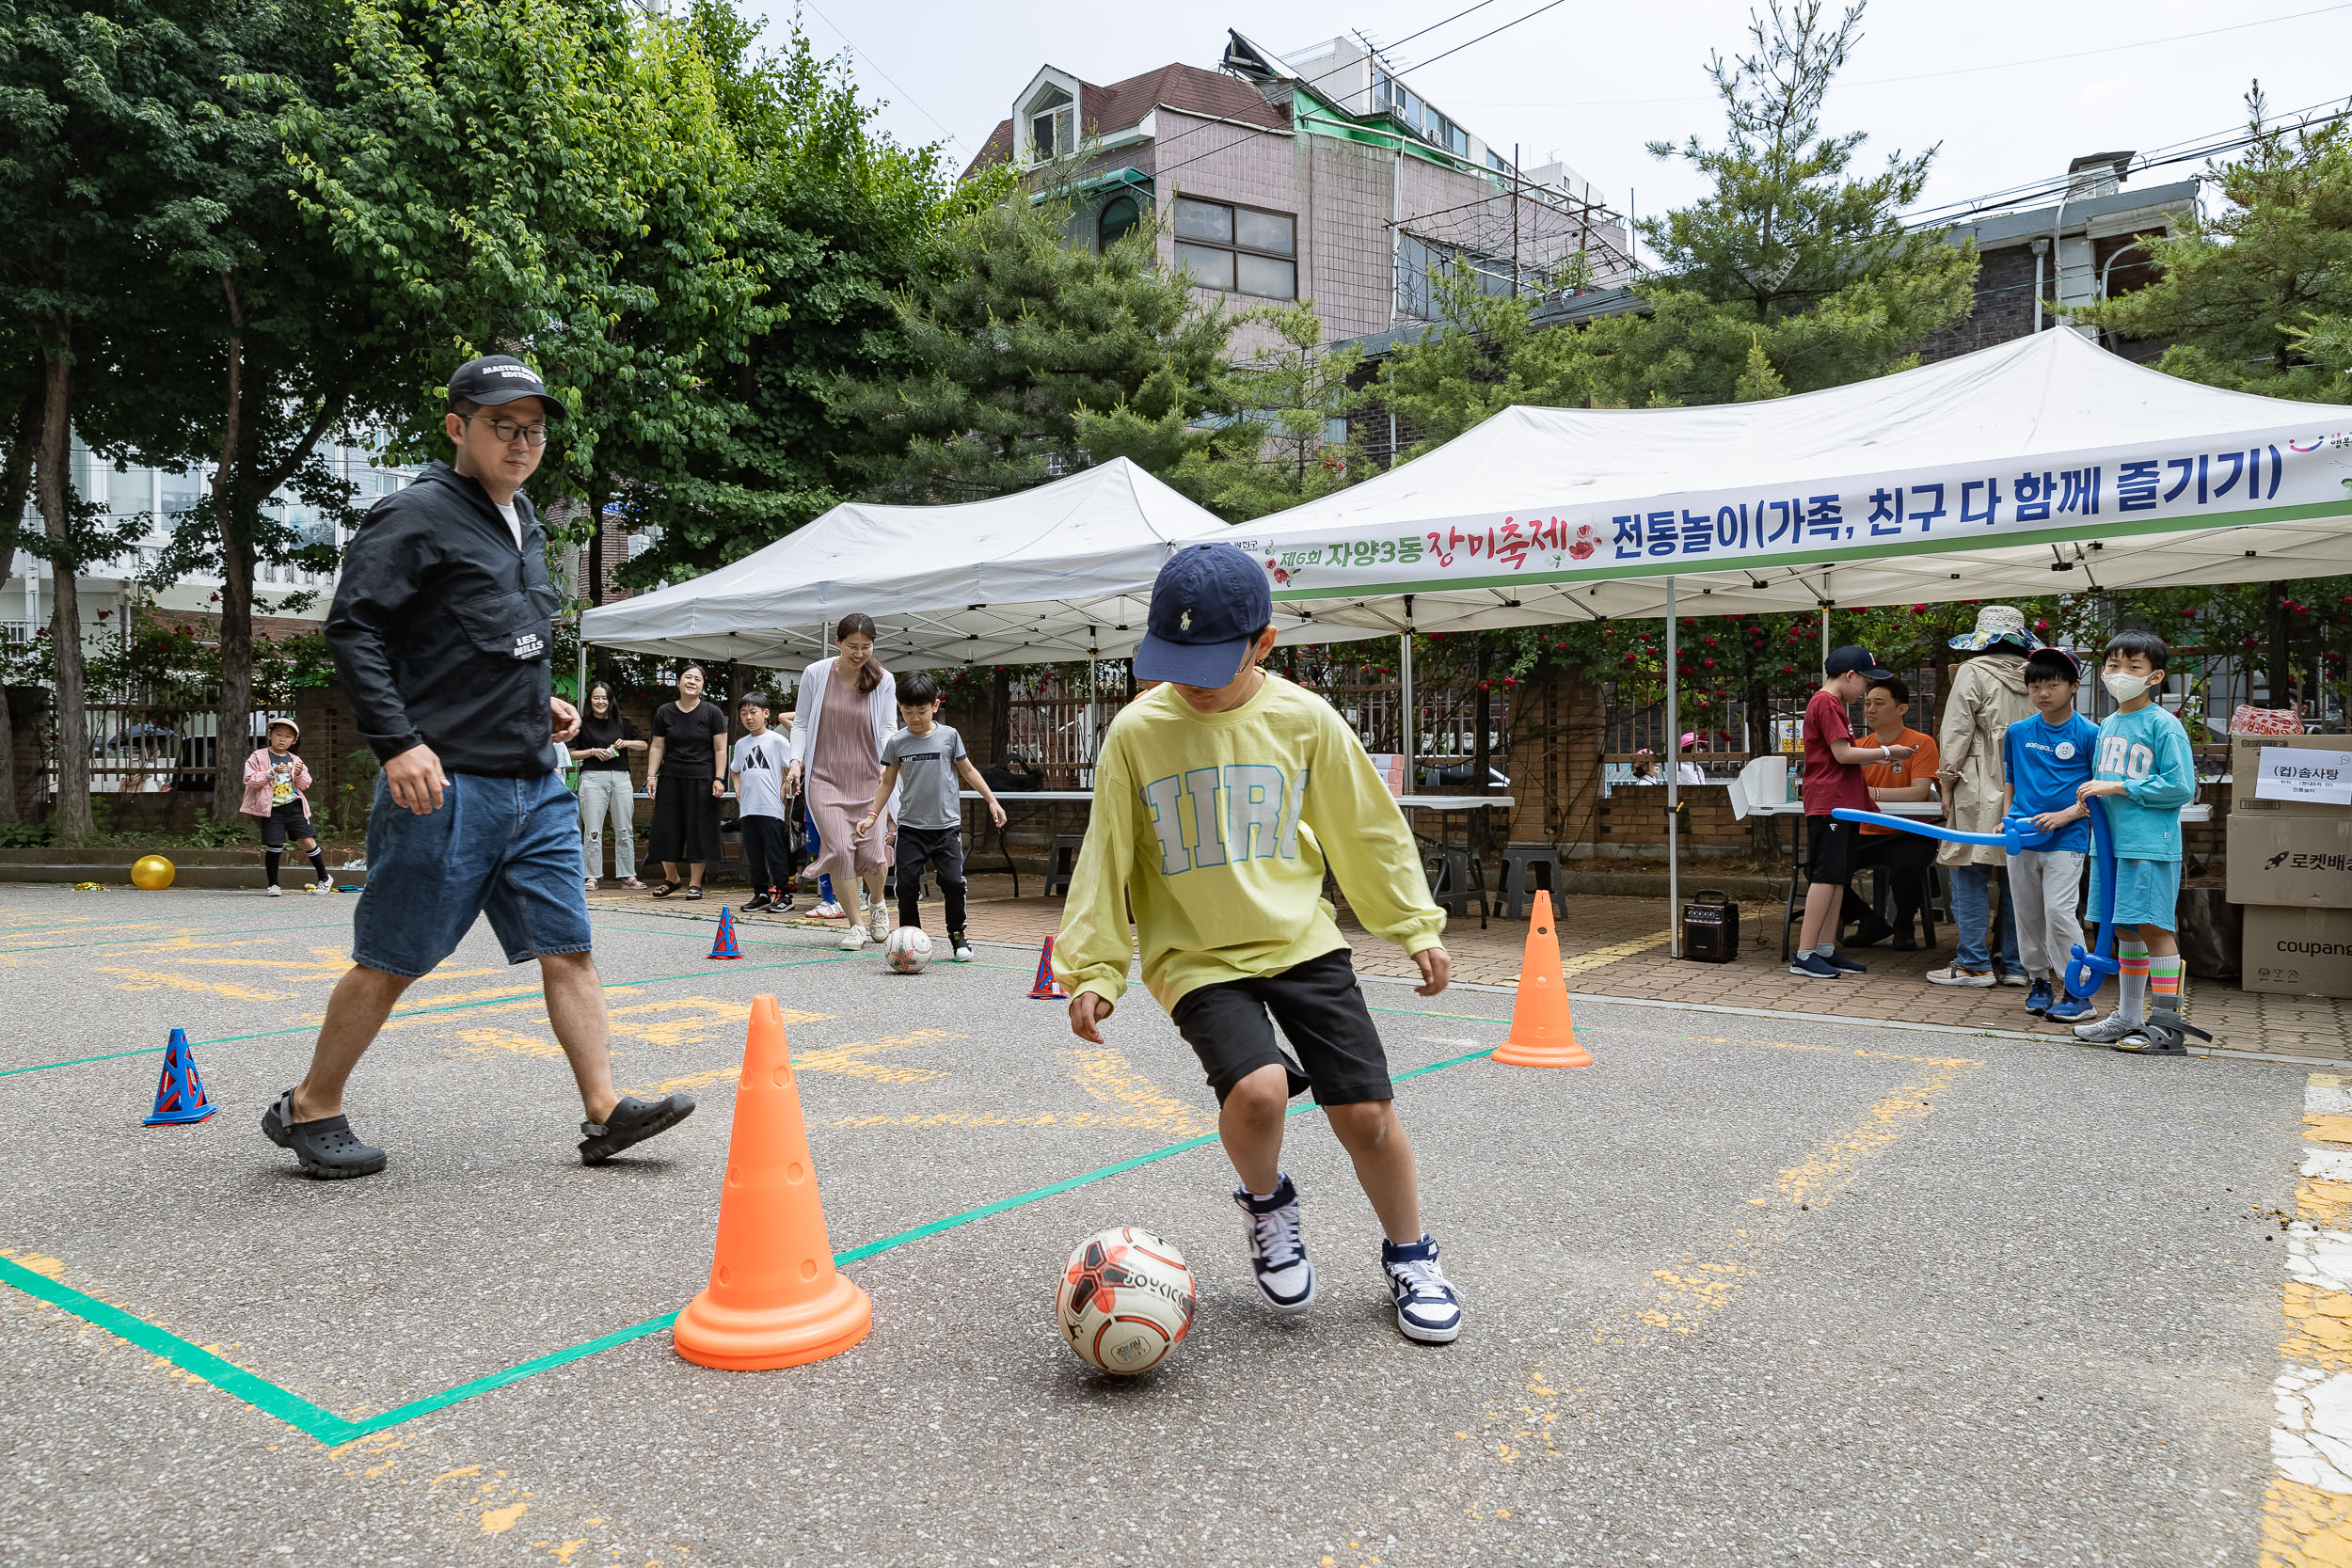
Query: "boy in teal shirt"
2072 631 2200 1053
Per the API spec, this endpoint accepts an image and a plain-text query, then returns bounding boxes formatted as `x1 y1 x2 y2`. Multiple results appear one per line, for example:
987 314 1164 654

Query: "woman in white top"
786 613 899 948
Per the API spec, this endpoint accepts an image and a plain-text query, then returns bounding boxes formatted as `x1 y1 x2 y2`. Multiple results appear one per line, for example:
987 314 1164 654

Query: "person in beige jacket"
1927 606 2036 987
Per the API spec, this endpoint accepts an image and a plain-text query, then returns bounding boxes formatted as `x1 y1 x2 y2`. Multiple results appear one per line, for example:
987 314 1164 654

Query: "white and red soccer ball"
1056 1227 1196 1374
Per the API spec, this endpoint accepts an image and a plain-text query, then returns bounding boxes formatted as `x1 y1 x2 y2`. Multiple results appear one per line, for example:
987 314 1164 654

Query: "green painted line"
0 951 866 1079
0 1253 365 1445
0 1043 1502 1443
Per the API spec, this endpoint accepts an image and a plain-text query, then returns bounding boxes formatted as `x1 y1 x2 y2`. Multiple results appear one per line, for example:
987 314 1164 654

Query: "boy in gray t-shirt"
854 672 1006 962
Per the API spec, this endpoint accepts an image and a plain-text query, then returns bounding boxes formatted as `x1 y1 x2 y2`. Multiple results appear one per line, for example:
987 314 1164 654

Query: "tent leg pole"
1399 632 1414 786
577 638 590 707
1666 578 1679 959
1820 607 1829 673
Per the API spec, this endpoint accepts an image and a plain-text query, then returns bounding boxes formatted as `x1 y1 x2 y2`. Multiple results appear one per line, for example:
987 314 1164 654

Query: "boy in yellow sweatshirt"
1056 543 1462 1343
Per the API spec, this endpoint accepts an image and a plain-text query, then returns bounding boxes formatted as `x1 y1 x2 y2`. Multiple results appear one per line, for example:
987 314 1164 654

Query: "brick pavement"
588 877 2352 1065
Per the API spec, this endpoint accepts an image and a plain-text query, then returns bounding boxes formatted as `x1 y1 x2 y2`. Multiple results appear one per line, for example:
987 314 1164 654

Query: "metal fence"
33 688 297 799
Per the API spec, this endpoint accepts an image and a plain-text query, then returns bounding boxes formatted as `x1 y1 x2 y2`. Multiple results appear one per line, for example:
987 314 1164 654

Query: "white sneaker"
308 879 334 895
812 900 845 919
1233 1174 1316 1314
867 904 888 942
1924 966 1996 988
2073 1010 2144 1043
1382 1234 1465 1344
950 937 975 962
264 884 282 897
838 925 867 950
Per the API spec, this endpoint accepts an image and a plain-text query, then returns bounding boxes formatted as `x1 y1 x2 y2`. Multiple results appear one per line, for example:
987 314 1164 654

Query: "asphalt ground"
0 885 2305 1565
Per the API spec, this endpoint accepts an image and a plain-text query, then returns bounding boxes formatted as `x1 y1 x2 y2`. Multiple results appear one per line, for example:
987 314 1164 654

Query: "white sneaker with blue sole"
1382 1234 1463 1343
1234 1173 1315 1314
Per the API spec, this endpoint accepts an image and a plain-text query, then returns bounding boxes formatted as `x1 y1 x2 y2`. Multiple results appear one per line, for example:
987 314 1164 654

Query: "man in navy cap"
1053 542 1466 1344
264 356 695 1180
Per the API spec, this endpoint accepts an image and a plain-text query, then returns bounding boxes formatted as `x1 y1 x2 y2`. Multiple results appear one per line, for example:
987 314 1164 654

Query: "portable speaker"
1681 888 1739 962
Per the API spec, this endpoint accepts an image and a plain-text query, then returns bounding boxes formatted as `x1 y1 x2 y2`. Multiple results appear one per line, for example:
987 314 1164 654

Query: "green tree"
2074 87 2352 403
1377 0 1973 451
0 0 221 841
1082 298 1362 522
621 6 971 584
834 197 1232 502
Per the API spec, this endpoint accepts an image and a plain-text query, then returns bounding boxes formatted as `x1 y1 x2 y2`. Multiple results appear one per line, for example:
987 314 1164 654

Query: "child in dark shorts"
1054 542 1464 1344
240 719 333 895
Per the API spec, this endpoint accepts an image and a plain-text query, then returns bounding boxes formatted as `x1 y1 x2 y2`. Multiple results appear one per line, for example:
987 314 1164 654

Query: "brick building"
965 29 1631 367
1917 152 2198 365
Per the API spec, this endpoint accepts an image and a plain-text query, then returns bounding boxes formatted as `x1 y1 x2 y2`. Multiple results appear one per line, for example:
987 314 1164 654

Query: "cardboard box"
2233 733 2352 815
2228 814 2352 908
2242 904 2352 997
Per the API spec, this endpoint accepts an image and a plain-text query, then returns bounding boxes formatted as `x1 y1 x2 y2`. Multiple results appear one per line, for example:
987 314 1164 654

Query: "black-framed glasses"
467 414 550 447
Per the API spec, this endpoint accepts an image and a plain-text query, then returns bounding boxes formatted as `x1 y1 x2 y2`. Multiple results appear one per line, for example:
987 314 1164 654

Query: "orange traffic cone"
673 994 872 1370
1490 891 1592 1068
1028 935 1068 1000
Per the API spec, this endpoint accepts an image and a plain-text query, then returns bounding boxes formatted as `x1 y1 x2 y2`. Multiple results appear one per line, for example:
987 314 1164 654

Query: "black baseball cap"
447 355 564 420
1134 542 1274 687
1823 644 1892 680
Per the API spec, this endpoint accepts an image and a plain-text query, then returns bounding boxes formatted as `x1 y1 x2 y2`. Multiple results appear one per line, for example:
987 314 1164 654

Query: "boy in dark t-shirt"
1794 646 1914 979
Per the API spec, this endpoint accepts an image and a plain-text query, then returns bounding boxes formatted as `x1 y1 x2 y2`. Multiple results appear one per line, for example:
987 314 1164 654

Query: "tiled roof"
961 62 1287 180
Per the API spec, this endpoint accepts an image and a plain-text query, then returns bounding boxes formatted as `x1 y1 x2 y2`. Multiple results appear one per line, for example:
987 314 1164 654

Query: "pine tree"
2073 87 2352 403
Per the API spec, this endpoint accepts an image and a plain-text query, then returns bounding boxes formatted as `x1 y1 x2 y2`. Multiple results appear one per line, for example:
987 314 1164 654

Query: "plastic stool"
1045 833 1087 898
1422 846 1473 917
1499 842 1560 921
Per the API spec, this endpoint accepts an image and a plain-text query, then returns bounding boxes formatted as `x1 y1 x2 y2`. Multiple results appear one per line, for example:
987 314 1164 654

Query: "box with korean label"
2242 905 2352 997
2231 734 2352 816
2228 814 2352 908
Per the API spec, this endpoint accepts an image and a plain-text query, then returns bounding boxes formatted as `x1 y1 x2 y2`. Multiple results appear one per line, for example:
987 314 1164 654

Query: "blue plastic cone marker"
709 907 742 961
1028 935 1067 1000
143 1028 215 1126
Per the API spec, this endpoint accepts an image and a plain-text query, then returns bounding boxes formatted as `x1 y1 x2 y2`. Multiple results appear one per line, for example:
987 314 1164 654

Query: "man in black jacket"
262 356 694 1179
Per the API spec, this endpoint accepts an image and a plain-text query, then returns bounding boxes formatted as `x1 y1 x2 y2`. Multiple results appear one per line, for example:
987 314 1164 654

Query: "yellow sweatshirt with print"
1052 673 1446 1014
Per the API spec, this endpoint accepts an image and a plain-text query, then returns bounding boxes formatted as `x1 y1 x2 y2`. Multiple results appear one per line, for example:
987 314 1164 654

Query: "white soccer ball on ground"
1056 1227 1196 1374
883 926 932 974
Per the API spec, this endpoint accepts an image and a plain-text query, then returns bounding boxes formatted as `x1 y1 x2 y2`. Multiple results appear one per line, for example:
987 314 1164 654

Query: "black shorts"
259 801 314 847
1805 816 1862 886
1168 948 1392 1108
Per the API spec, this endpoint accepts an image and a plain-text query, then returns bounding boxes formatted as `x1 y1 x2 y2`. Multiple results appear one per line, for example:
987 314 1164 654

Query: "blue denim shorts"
354 769 593 977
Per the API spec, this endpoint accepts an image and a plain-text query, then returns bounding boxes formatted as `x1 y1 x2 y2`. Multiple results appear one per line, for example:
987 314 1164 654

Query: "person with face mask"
2071 631 2199 1053
1927 606 2037 989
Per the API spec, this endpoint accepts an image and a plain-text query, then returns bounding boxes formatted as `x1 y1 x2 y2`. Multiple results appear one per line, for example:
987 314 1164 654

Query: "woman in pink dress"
786 613 899 949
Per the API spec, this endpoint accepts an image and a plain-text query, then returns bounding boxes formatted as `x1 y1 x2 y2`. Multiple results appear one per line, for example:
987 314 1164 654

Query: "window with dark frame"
1027 87 1073 163
1171 197 1296 299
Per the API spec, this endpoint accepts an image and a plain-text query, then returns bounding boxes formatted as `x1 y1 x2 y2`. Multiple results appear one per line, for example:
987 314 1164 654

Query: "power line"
1391 0 1573 77
1446 1 2352 108
800 0 965 150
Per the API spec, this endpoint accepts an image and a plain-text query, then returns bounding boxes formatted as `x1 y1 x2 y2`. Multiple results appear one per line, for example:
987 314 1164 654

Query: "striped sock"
2150 955 2184 1012
2118 940 2151 1026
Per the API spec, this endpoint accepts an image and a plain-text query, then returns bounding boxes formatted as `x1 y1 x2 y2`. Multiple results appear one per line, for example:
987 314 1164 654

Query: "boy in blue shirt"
2071 631 2201 1054
2000 648 2102 1023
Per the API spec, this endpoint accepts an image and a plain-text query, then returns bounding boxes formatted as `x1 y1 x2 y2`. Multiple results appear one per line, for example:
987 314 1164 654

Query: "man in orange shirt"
1842 676 1942 950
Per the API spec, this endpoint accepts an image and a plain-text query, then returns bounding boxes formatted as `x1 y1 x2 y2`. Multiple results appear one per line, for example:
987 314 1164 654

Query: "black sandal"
580 1092 697 1164
684 885 704 900
652 880 681 898
262 1088 388 1180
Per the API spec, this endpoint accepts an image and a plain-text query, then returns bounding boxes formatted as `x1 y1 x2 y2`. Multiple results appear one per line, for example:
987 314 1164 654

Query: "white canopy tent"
1225 328 2352 949
579 457 1367 672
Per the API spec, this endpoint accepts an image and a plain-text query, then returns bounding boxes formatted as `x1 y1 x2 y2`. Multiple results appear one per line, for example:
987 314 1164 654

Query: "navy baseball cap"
447 355 564 420
1134 542 1273 687
1823 644 1892 680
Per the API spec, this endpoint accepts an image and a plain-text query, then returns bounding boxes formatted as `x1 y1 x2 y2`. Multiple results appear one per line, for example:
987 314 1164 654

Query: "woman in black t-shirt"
644 665 728 897
569 679 648 892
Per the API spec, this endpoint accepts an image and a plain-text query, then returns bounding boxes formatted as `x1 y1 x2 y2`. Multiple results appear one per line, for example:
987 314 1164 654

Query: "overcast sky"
755 0 2352 245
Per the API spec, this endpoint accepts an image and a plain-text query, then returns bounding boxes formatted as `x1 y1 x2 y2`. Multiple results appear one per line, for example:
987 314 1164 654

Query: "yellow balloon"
131 854 176 891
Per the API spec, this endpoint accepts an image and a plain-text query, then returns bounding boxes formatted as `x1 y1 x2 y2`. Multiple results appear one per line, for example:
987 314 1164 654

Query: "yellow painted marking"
2283 1281 2352 1374
1629 1058 1979 1337
625 1028 952 1098
2309 1115 2352 1147
549 1543 588 1564
1060 1047 1216 1135
624 1065 742 1098
607 996 830 1050
789 1029 960 1085
2264 1475 2352 1565
482 1501 529 1534
92 966 294 1002
180 945 357 981
443 1027 565 1062
2304 1179 2352 1233
430 1466 484 1482
1 1251 64 1277
1555 928 1673 980
1682 1035 1984 1068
